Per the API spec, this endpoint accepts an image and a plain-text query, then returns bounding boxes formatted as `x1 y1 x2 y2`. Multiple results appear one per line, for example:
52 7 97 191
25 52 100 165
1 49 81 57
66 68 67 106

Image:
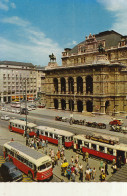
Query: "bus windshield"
38 161 52 171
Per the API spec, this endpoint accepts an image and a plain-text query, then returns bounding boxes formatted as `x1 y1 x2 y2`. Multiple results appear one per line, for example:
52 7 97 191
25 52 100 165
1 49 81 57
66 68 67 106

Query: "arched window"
61 99 66 110
53 78 58 93
69 99 74 111
61 77 66 93
77 100 83 112
54 99 58 109
86 100 93 112
86 75 93 94
77 76 83 94
68 77 74 94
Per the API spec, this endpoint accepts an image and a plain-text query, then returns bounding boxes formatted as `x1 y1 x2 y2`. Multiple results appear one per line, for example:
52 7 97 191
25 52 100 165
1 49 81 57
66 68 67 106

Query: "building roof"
68 30 123 55
0 61 34 67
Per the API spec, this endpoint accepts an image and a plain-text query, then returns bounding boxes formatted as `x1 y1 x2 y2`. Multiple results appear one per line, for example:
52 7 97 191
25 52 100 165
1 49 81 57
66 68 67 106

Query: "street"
0 106 127 182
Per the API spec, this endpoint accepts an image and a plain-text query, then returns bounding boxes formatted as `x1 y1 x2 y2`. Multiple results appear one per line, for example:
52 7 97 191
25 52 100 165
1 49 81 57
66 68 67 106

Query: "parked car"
19 118 26 121
27 107 32 111
1 115 10 120
109 119 122 126
15 110 20 114
1 162 23 182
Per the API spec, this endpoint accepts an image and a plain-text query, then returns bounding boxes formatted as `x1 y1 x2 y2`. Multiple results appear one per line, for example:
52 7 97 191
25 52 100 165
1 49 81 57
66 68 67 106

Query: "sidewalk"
38 142 113 182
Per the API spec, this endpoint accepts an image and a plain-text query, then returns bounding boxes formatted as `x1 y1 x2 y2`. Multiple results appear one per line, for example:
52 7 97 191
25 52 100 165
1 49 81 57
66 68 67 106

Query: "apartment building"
0 61 37 103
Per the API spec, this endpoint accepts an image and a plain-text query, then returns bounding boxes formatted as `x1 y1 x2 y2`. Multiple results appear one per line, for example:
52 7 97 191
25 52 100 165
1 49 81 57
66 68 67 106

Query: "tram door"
117 150 125 164
58 136 62 147
77 140 82 149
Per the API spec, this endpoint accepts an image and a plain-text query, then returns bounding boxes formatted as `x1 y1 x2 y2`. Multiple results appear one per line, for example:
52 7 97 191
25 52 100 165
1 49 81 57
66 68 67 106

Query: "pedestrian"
83 152 85 161
71 156 74 164
112 164 117 174
85 167 90 181
75 154 79 164
57 150 60 160
71 171 75 182
79 163 83 171
89 167 93 180
99 159 103 170
105 162 109 175
100 172 106 182
67 166 71 180
85 152 89 162
75 163 79 175
54 154 58 166
46 140 48 147
92 167 96 181
79 168 83 182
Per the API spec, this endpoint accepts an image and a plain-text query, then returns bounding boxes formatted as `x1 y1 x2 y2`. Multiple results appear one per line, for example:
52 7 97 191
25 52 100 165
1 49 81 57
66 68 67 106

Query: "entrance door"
117 150 125 164
78 139 82 149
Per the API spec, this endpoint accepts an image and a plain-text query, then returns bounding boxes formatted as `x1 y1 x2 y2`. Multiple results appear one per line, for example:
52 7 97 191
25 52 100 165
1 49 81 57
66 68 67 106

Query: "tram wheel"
28 171 33 179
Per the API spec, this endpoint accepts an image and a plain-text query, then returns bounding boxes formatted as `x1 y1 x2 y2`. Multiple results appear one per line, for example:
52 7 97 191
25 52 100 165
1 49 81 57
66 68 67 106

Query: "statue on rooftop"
49 53 56 62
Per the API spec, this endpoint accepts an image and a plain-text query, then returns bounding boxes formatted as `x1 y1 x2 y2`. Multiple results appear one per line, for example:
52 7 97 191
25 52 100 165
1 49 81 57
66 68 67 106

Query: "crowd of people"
23 133 123 182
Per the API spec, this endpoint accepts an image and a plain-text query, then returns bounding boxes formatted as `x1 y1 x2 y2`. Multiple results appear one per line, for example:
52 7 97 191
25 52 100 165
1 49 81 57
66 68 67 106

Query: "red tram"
9 119 36 137
73 133 127 163
36 126 74 148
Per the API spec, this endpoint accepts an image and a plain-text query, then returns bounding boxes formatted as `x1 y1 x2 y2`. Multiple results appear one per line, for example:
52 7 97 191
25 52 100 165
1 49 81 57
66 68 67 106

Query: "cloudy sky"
0 0 127 66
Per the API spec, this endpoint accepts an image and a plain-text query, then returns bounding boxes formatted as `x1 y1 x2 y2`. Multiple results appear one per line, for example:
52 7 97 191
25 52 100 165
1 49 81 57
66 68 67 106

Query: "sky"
0 0 127 66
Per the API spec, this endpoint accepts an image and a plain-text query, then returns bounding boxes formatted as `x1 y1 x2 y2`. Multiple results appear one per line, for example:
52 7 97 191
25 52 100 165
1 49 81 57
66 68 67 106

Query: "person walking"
92 167 96 181
105 162 109 175
79 168 83 182
71 171 75 182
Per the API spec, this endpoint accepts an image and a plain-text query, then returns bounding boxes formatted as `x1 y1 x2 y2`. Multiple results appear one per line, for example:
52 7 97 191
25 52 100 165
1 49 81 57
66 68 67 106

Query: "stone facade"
44 30 127 115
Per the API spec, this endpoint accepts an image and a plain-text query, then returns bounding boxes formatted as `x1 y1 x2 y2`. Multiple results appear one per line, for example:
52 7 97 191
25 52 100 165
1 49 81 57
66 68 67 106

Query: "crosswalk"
0 156 33 182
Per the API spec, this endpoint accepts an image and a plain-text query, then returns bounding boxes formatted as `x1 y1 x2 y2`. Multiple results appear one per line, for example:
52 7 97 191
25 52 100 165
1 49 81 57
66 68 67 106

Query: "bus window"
46 162 52 168
91 143 96 150
38 164 46 171
45 132 48 137
107 148 113 155
49 133 53 138
99 146 104 152
54 134 58 139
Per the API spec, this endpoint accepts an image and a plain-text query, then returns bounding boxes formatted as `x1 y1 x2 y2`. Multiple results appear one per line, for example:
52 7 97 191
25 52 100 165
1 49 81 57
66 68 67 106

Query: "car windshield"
38 161 52 171
9 167 17 173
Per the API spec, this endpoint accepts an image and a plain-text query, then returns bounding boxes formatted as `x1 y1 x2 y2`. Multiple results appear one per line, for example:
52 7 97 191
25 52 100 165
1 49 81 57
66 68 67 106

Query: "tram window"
99 146 104 152
22 126 24 129
15 124 17 128
84 142 89 148
49 133 53 138
41 131 43 135
45 132 48 136
18 125 21 128
91 144 96 150
107 148 113 155
46 162 52 168
54 134 58 139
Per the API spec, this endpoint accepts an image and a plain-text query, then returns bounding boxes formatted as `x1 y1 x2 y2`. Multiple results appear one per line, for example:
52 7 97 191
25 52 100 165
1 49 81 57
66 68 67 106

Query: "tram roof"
36 126 74 137
89 132 119 142
10 119 36 128
4 141 51 167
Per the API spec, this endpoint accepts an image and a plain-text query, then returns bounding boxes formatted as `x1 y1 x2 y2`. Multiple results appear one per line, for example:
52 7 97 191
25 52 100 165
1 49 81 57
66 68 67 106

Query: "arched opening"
61 99 66 110
86 100 93 112
77 100 83 112
54 99 58 109
68 77 74 94
69 99 74 111
86 75 93 94
53 78 58 93
105 100 110 113
61 77 66 93
77 76 83 94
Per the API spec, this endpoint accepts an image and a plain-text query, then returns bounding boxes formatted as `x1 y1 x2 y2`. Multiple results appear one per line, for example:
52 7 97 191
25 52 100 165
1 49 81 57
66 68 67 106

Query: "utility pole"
25 78 28 137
